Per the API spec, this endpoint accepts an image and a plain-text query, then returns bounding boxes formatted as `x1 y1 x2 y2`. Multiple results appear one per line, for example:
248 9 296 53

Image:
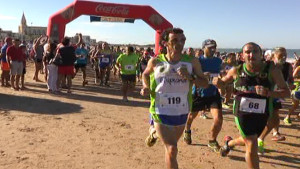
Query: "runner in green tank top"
116 46 140 102
140 28 209 169
212 42 290 169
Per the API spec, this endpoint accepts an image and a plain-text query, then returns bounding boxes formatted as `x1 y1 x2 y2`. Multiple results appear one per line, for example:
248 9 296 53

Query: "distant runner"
116 46 139 102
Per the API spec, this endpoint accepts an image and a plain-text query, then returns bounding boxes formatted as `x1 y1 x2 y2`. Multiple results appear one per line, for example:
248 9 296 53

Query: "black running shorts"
192 93 222 112
121 74 136 83
235 112 269 138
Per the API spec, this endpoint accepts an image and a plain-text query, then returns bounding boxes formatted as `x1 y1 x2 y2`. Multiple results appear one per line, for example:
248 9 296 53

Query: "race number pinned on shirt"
125 65 134 71
239 97 266 114
159 93 187 108
101 57 110 63
209 73 219 84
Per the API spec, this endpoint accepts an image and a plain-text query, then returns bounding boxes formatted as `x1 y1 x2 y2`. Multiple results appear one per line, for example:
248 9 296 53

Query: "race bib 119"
159 93 187 108
239 97 266 114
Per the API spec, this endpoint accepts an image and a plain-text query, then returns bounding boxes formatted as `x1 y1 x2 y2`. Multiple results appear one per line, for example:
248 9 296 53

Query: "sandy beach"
0 61 299 169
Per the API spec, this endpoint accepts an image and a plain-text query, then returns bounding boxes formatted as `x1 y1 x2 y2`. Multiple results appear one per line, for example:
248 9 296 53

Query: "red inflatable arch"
47 0 173 54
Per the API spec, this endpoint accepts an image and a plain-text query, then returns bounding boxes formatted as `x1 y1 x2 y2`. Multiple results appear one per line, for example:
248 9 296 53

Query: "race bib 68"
239 97 266 114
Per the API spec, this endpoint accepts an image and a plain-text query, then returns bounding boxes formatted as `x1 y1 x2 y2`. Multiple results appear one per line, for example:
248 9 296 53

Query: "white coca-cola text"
95 4 129 15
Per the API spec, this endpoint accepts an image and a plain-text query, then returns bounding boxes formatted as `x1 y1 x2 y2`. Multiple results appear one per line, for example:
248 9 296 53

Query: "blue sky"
0 0 299 49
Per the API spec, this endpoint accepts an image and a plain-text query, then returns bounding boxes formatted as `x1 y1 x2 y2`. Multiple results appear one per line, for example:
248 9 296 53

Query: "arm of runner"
140 58 155 96
294 52 299 60
268 66 290 98
190 57 209 88
93 50 100 59
212 66 236 90
41 36 48 46
115 55 122 73
0 47 5 59
42 52 47 65
33 36 42 51
6 47 12 67
6 55 11 67
76 33 83 47
293 66 300 79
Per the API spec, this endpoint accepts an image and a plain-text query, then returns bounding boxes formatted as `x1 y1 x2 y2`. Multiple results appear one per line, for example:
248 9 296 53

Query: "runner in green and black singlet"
212 42 290 169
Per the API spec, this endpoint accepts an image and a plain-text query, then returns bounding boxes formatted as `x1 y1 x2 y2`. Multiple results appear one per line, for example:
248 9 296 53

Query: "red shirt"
7 46 23 62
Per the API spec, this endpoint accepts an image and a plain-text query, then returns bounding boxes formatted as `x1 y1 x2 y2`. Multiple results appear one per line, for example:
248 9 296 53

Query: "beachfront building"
18 13 47 40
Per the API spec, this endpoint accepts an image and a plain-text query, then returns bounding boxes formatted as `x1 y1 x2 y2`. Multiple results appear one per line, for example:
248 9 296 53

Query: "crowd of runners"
141 28 300 169
0 33 153 98
1 28 300 169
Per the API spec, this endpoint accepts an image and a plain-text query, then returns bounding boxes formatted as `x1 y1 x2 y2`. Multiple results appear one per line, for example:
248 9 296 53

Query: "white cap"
264 50 272 57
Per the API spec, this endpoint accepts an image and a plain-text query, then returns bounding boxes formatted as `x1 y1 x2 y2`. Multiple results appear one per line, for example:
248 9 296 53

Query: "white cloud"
0 14 17 20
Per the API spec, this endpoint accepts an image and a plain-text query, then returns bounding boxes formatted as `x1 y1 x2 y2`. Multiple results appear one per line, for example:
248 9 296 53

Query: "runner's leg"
185 111 199 131
210 108 223 141
82 67 86 83
66 75 72 93
288 99 299 119
154 122 185 169
105 67 111 85
244 135 260 169
259 109 280 140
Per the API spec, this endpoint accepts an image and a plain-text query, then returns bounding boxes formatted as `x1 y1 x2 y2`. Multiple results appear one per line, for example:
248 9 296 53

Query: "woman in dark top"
57 37 76 93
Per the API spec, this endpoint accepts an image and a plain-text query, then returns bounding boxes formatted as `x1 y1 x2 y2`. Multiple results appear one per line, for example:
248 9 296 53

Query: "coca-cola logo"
149 14 163 26
95 4 129 15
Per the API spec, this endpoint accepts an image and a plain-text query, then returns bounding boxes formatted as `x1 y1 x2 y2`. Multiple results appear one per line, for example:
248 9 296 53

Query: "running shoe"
208 140 221 152
220 136 233 157
82 81 88 87
283 116 292 126
145 128 157 147
183 130 192 145
200 113 208 119
271 133 286 142
122 97 129 102
104 82 110 87
257 139 265 155
222 102 231 109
